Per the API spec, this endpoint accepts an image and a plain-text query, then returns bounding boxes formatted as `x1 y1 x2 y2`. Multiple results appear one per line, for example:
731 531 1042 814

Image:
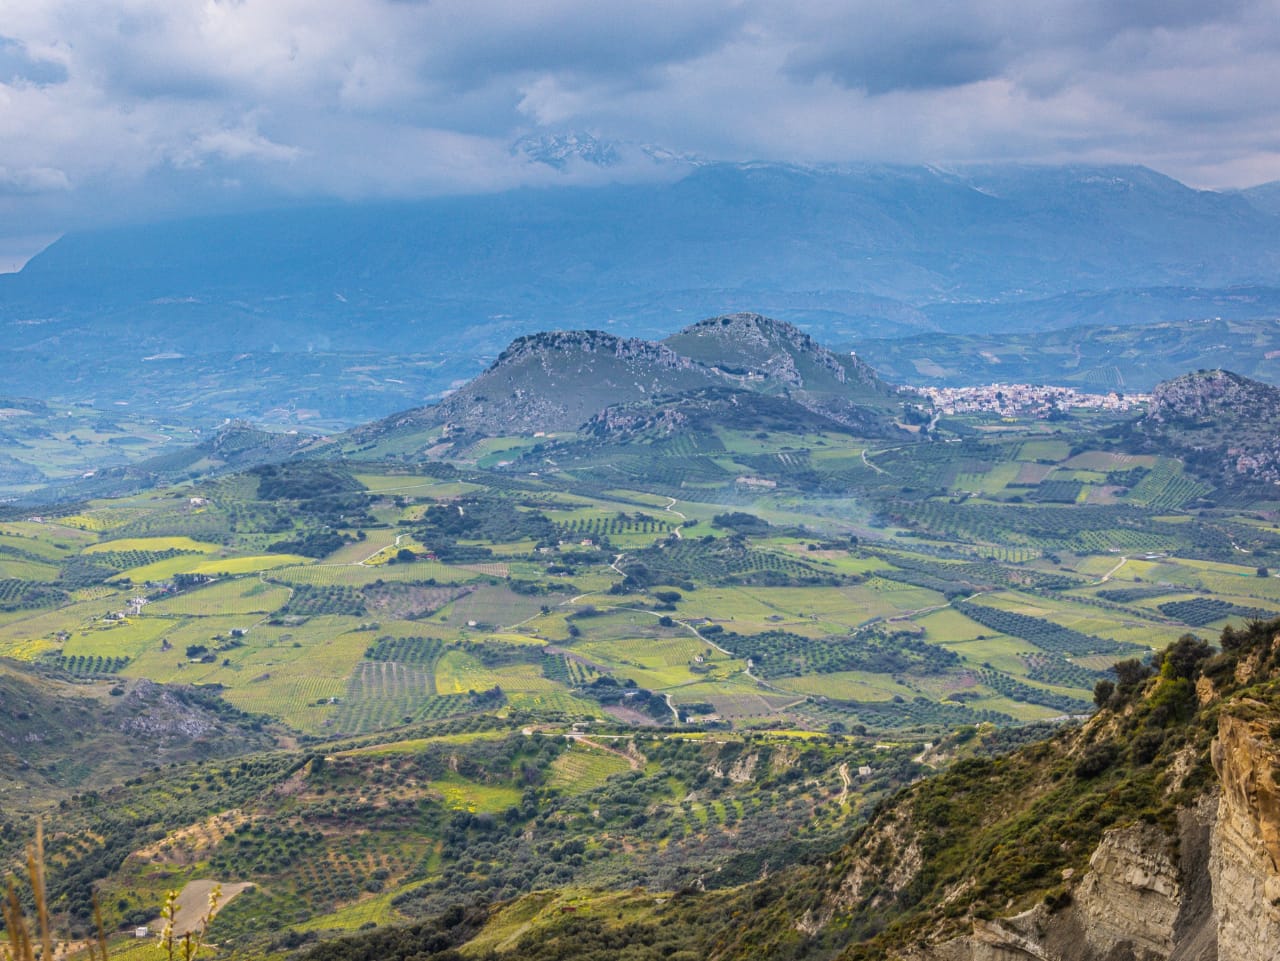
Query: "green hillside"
0 658 273 805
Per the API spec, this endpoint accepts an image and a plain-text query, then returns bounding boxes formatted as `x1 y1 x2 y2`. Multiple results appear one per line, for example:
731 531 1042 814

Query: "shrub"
1092 679 1115 708
1130 730 1165 765
1074 743 1118 779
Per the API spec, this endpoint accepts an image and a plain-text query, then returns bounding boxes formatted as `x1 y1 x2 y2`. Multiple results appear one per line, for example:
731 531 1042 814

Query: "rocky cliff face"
1210 711 1280 961
881 726 1276 961
1072 821 1189 959
875 631 1280 961
710 626 1280 961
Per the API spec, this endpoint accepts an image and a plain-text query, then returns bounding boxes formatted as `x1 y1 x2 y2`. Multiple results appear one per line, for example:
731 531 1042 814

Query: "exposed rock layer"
898 709 1278 961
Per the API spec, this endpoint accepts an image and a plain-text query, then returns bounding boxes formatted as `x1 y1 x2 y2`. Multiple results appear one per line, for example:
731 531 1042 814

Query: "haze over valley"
2 4 1280 961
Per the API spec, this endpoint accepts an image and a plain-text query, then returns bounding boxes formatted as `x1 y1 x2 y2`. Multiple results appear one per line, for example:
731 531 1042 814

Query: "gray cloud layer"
3 0 1279 253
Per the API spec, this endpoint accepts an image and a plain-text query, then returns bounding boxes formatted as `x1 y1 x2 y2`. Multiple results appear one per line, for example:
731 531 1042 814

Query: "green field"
144 578 294 616
548 741 633 791
83 536 225 554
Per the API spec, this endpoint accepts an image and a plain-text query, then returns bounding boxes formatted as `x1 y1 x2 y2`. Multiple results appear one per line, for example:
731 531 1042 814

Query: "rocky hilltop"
1148 369 1280 425
1133 369 1280 489
401 328 726 436
664 313 898 433
664 313 880 390
359 313 907 441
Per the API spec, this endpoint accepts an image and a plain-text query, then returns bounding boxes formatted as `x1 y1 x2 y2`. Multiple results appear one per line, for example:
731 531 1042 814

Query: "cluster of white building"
913 383 1149 417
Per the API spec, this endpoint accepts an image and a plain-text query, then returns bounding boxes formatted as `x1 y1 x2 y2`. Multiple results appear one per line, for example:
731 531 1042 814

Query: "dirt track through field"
169 879 254 935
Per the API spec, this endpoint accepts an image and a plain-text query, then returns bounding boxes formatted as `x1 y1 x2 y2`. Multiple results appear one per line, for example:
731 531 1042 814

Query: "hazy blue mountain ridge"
9 162 1280 349
1240 180 1280 216
3 162 1280 429
852 316 1280 391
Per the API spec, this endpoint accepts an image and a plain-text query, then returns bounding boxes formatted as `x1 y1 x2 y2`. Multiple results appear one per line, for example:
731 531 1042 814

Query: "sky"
3 0 1280 265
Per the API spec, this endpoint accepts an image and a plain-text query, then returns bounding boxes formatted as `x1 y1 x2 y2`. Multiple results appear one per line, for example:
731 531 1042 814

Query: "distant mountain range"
3 162 1280 428
852 316 1280 391
1240 179 1280 216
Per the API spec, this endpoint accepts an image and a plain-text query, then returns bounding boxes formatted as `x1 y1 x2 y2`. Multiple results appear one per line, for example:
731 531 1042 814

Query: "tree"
1159 634 1212 680
1092 679 1115 708
1112 658 1150 692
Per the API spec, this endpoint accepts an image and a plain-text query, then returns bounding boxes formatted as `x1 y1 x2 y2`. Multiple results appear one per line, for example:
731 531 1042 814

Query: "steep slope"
1128 370 1280 490
717 624 1280 961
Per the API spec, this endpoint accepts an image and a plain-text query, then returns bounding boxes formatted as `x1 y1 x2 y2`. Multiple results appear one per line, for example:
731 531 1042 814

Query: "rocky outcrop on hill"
664 313 900 433
1147 370 1277 426
490 330 700 373
360 314 907 440
665 313 881 389
668 314 834 382
1135 370 1280 489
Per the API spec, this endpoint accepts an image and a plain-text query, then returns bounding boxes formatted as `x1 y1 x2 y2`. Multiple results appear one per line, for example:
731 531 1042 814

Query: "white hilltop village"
910 382 1149 418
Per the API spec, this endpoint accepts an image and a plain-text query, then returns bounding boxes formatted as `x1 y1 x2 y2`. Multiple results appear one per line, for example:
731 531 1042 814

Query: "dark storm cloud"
410 1 750 89
780 5 1009 93
777 0 1261 95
